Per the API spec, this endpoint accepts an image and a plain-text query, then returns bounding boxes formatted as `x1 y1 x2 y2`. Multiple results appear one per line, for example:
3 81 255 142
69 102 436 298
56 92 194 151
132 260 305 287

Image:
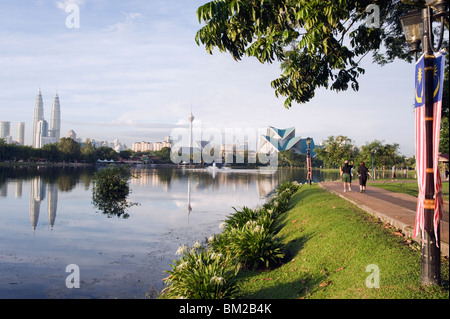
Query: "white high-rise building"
35 120 49 148
17 122 25 145
67 130 77 140
32 90 61 148
0 121 10 139
32 90 44 148
50 93 61 142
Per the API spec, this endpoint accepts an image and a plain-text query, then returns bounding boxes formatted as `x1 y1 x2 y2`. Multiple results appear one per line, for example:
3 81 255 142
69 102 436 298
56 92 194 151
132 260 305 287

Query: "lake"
0 165 339 299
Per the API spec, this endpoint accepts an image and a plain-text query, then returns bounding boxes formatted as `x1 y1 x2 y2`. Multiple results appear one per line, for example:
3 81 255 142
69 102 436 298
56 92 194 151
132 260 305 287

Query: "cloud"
104 12 143 32
55 0 85 11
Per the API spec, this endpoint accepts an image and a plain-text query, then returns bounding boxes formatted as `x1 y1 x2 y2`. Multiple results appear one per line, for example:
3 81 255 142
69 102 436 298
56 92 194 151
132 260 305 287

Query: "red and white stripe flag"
413 52 446 246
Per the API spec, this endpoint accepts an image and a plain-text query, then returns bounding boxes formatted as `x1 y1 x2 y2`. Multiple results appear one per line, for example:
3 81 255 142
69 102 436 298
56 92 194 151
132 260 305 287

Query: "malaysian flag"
413 51 446 247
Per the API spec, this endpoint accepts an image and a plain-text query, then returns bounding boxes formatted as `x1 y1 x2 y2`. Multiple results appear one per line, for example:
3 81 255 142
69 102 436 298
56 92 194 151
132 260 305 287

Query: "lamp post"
306 137 312 185
371 149 377 181
400 0 448 286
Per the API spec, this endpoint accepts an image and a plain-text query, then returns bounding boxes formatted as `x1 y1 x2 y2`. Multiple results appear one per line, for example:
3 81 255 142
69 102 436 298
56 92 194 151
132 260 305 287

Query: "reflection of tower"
47 183 58 230
186 177 192 223
188 109 194 161
0 182 7 197
32 90 44 148
30 177 44 231
15 180 23 198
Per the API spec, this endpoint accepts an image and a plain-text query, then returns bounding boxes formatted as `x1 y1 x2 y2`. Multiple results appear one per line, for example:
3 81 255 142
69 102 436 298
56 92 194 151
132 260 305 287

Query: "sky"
0 0 419 157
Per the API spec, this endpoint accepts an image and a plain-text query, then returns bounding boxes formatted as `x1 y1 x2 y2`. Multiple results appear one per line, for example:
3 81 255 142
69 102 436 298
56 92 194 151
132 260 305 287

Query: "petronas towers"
32 90 61 148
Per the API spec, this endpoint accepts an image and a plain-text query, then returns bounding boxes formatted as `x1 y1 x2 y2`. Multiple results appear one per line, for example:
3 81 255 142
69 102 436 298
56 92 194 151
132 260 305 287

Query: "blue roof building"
257 126 316 156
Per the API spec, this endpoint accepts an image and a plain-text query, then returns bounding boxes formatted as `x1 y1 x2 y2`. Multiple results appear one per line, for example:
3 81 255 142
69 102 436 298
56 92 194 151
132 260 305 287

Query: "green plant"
162 243 238 299
162 181 301 299
223 206 261 231
91 165 138 218
222 206 275 232
227 222 285 270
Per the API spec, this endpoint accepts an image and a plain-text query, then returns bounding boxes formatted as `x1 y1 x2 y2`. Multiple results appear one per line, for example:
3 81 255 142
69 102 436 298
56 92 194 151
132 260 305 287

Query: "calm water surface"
0 166 339 299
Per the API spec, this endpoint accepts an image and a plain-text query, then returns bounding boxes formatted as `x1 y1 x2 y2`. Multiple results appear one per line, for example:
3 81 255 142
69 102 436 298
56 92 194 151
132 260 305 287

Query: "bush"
161 181 301 298
227 222 285 270
91 165 138 218
162 243 238 299
222 206 275 232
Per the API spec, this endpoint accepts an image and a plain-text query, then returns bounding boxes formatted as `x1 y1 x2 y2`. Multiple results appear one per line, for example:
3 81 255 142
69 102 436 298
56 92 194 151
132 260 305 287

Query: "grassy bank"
235 184 449 299
368 181 449 202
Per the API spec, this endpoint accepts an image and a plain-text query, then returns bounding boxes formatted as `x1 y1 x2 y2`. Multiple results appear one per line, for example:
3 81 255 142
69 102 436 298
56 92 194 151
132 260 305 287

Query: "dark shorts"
359 177 367 186
342 173 351 183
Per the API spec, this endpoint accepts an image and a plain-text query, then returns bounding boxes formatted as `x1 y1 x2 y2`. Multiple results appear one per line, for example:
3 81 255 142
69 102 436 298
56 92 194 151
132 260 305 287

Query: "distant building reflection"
186 177 192 223
129 168 278 199
29 177 58 231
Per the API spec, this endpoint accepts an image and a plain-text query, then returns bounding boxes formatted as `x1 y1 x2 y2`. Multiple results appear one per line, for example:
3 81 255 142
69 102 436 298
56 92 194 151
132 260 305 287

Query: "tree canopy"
195 0 440 108
314 135 358 168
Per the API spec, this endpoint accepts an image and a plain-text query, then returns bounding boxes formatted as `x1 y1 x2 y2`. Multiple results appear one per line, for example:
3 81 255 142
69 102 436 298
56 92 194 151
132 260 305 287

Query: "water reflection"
0 166 341 298
23 177 58 231
1 166 341 232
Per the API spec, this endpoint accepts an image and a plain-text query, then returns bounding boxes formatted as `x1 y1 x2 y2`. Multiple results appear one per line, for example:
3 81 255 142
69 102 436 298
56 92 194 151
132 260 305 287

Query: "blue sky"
0 0 418 156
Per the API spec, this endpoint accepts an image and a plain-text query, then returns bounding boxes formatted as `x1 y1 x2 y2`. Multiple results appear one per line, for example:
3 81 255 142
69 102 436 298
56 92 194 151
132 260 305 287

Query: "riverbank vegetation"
160 183 448 299
160 182 300 299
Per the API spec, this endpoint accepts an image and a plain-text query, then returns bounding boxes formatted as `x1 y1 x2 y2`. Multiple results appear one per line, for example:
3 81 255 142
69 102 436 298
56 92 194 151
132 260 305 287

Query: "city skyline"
0 1 419 156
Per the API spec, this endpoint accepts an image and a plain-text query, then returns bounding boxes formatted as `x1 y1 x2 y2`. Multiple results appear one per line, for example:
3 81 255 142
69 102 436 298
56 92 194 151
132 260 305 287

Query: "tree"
359 139 402 177
92 165 137 218
196 0 420 108
314 135 357 168
81 140 97 163
94 146 118 161
57 137 81 162
42 143 61 163
278 150 305 167
153 147 172 163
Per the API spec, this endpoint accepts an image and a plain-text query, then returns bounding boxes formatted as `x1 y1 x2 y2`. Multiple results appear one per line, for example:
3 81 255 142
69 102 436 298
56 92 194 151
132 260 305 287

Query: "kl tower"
188 109 194 162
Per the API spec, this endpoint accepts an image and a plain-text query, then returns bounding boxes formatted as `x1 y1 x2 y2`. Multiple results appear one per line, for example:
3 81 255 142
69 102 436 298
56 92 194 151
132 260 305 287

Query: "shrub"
227 222 285 270
91 165 138 218
222 206 275 232
162 181 300 298
162 243 238 299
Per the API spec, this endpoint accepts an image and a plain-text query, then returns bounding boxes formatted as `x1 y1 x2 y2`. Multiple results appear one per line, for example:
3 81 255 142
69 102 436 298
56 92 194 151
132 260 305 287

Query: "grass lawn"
235 184 449 299
368 181 449 202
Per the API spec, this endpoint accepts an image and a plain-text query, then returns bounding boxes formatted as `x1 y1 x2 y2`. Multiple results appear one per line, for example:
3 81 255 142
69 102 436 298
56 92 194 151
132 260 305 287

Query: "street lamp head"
400 10 423 53
425 0 449 19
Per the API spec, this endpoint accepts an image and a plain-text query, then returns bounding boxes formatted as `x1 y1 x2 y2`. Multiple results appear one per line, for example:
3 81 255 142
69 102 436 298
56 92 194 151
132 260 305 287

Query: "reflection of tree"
92 165 139 219
0 166 95 192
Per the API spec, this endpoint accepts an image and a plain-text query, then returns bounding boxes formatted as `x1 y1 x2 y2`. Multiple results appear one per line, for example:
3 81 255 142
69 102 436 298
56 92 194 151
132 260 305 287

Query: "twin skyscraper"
32 90 61 148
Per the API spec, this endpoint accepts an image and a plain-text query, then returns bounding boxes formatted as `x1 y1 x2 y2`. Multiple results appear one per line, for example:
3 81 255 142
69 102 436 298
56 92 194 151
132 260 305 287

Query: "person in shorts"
357 161 372 193
340 160 353 192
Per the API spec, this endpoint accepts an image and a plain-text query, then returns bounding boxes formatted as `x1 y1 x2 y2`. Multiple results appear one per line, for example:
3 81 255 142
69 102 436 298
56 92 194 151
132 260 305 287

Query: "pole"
371 152 374 181
420 7 440 286
307 146 311 185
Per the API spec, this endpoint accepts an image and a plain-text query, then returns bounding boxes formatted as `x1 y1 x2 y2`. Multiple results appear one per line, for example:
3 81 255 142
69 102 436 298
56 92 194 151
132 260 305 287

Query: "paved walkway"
318 180 449 257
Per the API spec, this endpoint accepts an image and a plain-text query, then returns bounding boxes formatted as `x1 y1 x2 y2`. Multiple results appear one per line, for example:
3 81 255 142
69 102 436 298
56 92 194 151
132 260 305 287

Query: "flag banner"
432 52 445 247
413 51 446 246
